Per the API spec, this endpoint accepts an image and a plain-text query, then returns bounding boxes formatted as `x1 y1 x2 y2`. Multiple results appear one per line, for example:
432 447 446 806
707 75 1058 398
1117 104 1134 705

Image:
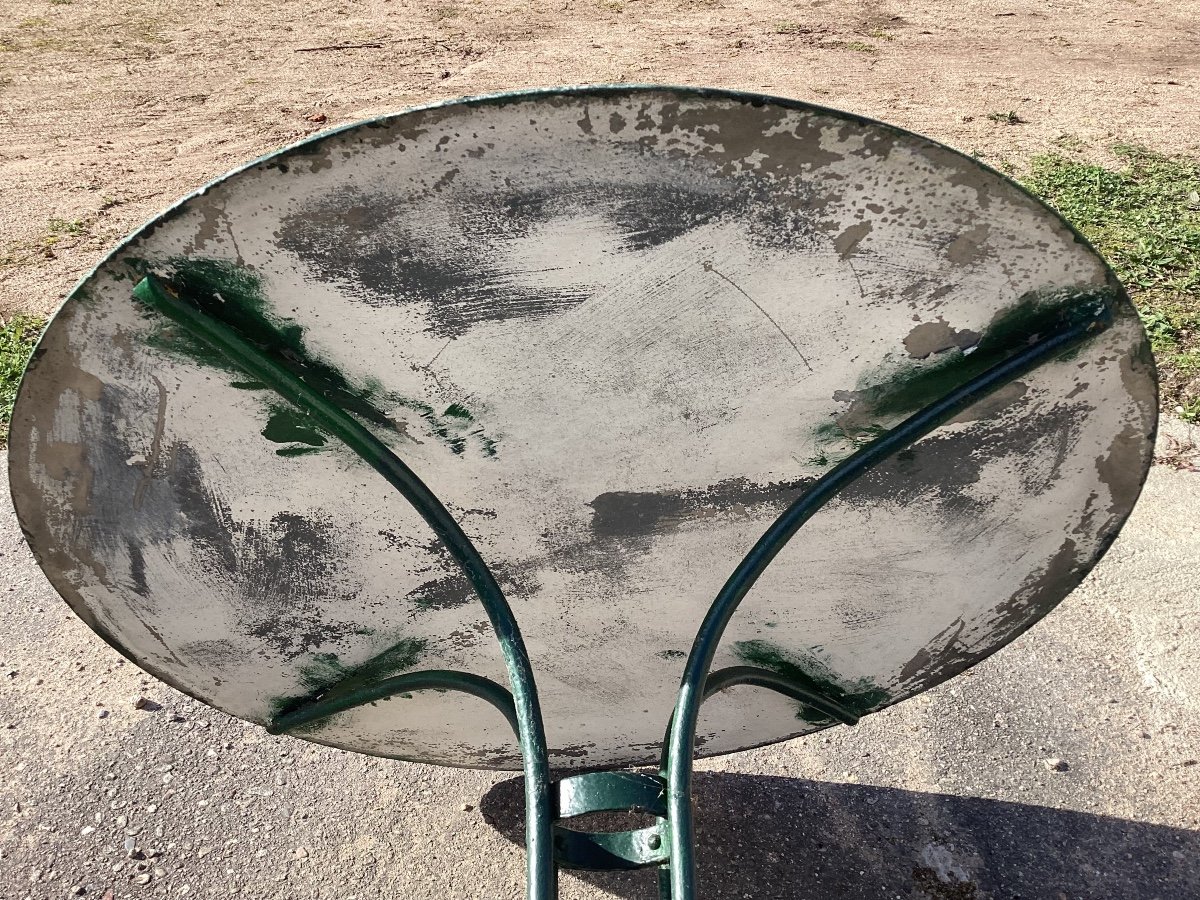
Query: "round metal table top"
10 86 1156 770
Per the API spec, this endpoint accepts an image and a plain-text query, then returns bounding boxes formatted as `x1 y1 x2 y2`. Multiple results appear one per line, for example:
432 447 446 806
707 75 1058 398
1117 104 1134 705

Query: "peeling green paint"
732 639 889 725
395 396 497 457
814 287 1115 462
130 256 500 457
810 421 889 466
268 635 428 732
274 446 323 458
133 256 398 425
262 404 327 455
858 289 1109 418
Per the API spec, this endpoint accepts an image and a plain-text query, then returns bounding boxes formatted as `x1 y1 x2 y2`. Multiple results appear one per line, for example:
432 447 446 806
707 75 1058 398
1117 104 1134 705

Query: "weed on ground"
1022 144 1200 420
0 315 45 446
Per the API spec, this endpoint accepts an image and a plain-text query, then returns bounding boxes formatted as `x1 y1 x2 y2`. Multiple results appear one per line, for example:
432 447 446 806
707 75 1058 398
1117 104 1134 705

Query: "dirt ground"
1 0 1199 318
2 4 1200 900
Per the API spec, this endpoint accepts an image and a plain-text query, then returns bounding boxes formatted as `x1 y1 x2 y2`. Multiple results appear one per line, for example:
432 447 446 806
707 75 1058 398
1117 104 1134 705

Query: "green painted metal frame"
132 273 1114 899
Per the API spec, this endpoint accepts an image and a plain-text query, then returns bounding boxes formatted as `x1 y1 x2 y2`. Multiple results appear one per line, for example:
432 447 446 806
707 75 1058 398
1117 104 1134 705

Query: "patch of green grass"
38 217 89 250
1021 144 1200 419
0 315 46 446
48 217 86 236
987 110 1025 125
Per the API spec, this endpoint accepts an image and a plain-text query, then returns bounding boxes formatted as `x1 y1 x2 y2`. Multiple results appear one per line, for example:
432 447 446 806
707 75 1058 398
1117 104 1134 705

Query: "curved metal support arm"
663 293 1114 899
703 666 859 726
133 274 555 900
267 669 520 737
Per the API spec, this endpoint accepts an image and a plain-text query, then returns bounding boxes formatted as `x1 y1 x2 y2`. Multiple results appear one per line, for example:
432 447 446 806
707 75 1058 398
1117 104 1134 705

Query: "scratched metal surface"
9 87 1156 770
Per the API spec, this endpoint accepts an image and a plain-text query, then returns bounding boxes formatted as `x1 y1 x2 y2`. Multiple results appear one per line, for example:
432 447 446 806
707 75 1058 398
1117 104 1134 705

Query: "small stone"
132 697 159 711
97 710 109 719
134 874 152 885
145 849 160 859
30 869 43 882
71 887 85 896
116 816 128 828
124 837 136 855
81 826 96 836
1043 757 1069 772
460 803 473 812
153 867 166 878
292 847 308 860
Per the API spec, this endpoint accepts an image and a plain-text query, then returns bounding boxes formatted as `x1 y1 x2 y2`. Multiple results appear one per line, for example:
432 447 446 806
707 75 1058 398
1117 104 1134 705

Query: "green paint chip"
262 407 326 448
275 446 324 458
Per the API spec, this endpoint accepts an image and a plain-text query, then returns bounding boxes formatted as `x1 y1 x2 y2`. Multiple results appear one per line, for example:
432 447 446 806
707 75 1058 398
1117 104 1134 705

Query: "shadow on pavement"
480 772 1197 899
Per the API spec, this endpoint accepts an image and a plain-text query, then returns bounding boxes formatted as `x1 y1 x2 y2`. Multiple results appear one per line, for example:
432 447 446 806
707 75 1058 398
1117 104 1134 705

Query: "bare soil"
2 7 1200 898
1 0 1198 318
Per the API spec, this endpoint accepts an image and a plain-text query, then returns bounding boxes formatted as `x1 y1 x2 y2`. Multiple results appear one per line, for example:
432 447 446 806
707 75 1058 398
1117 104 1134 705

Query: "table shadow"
479 772 1197 899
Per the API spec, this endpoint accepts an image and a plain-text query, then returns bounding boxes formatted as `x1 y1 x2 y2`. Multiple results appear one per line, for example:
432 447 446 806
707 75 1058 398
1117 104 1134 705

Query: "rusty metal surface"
8 87 1157 770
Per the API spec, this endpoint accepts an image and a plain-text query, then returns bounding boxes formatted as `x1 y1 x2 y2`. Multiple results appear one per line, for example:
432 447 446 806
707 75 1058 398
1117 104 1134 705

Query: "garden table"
8 86 1157 898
